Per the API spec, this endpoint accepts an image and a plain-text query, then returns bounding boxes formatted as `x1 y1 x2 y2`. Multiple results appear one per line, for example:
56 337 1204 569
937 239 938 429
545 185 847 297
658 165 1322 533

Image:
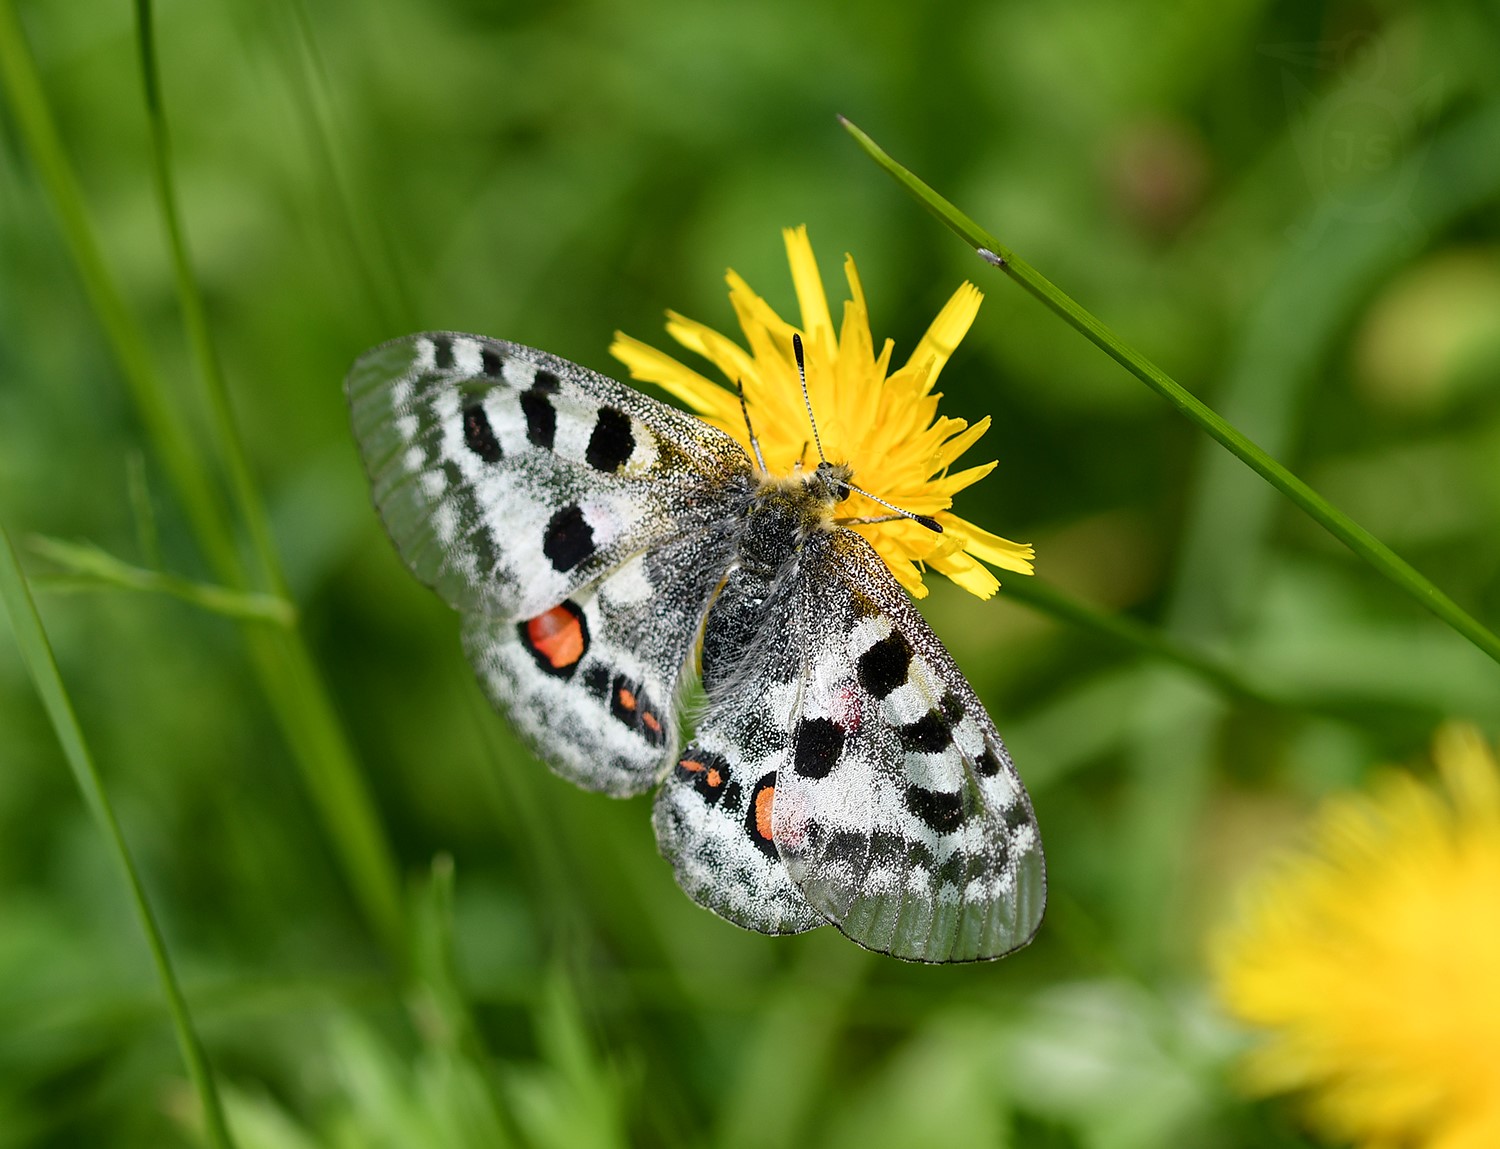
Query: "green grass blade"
131 0 409 959
712 943 869 1149
0 0 406 961
280 0 419 332
999 575 1276 707
126 452 163 570
28 536 297 626
839 115 1500 670
0 520 237 1149
0 0 238 581
133 0 286 599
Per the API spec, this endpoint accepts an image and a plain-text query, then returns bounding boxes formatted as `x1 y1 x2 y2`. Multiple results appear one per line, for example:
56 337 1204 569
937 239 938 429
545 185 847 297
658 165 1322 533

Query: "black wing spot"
607 674 666 745
793 717 845 778
582 664 610 700
431 335 454 369
543 505 595 572
1003 803 1031 832
638 696 668 746
976 746 1002 777
898 710 952 754
823 829 871 867
857 631 911 698
938 691 964 723
436 460 498 575
937 847 993 888
586 406 636 472
480 347 503 376
902 835 937 872
609 673 640 726
531 369 560 393
905 785 965 833
675 748 732 805
521 386 557 449
737 707 782 760
461 403 502 463
720 780 743 814
463 517 500 577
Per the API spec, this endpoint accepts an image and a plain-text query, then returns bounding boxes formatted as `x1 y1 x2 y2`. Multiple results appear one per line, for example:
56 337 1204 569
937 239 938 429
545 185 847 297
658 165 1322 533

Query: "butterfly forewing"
346 333 749 619
772 531 1045 963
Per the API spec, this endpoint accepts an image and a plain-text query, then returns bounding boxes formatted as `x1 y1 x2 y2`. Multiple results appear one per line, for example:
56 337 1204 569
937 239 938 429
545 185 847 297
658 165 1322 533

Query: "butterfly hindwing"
651 582 825 934
772 530 1045 963
346 333 750 619
465 530 737 796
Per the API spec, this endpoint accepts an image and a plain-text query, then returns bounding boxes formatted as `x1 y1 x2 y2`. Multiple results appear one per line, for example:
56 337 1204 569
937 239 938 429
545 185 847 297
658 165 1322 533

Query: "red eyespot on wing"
522 601 588 673
754 784 775 841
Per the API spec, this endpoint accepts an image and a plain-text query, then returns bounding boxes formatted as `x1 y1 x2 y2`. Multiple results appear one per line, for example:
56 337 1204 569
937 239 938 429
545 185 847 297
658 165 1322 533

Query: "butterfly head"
807 460 854 506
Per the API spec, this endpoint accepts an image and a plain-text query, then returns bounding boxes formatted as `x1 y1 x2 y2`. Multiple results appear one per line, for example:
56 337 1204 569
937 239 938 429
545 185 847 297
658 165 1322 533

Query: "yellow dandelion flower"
609 225 1033 600
1213 724 1500 1149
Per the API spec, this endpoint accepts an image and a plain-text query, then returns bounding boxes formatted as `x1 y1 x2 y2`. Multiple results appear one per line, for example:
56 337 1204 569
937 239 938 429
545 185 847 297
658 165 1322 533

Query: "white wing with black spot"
771 530 1044 963
348 333 752 795
465 529 737 796
347 333 750 619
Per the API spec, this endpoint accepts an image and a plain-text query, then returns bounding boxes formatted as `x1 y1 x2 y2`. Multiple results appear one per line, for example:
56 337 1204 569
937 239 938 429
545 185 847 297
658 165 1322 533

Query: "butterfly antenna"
735 377 769 473
843 484 943 533
793 334 941 534
792 334 828 464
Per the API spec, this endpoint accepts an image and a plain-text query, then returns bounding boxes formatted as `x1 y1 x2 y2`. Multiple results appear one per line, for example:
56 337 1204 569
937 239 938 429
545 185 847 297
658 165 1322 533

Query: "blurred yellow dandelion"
610 225 1033 600
1213 724 1500 1149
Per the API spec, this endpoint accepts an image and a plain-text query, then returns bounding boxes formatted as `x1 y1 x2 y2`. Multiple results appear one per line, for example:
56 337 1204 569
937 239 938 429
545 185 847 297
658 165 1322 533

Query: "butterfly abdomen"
701 477 838 695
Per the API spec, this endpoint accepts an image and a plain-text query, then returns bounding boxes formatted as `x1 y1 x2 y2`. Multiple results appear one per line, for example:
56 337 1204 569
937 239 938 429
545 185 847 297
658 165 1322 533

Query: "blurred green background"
3 0 1500 1145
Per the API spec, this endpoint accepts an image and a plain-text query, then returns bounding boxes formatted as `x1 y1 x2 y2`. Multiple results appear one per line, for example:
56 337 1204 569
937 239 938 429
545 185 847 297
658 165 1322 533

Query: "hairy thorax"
702 462 854 693
735 462 854 576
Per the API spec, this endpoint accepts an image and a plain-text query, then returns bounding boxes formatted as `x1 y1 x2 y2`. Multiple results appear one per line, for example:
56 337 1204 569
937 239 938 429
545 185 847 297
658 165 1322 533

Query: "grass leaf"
839 114 1500 669
0 519 237 1149
29 535 297 626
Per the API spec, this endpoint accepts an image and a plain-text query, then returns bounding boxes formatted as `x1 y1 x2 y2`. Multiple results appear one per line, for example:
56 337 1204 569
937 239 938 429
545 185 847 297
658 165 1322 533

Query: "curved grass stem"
839 115 1500 670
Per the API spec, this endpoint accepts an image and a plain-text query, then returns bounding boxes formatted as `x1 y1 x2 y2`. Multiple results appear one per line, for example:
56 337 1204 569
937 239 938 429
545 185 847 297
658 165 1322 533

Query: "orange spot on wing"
706 767 722 788
680 758 705 773
754 784 775 841
618 686 637 711
642 710 662 734
525 605 586 669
